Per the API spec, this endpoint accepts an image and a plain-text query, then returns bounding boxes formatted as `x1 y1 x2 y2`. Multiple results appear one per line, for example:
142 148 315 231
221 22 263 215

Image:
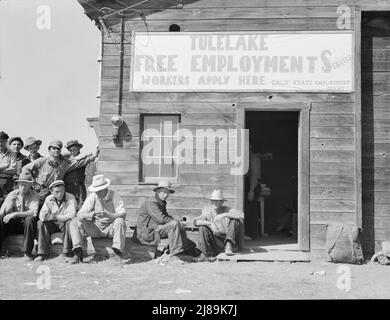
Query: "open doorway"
245 111 299 247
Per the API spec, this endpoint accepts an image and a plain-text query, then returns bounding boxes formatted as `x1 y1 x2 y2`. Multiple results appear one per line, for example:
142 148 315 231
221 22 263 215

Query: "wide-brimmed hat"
153 180 175 193
208 189 226 201
24 137 42 150
49 180 65 189
15 172 34 184
48 140 63 149
88 174 110 192
9 137 24 147
66 140 83 149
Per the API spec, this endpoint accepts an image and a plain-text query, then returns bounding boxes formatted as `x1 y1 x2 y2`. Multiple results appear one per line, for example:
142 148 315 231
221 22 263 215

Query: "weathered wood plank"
362 191 390 205
310 187 355 200
99 148 139 161
310 138 355 150
310 150 354 163
310 175 354 188
310 163 355 176
310 114 355 127
310 102 354 114
310 212 356 223
109 18 353 33
100 91 354 103
100 101 236 114
310 127 354 139
310 199 355 212
115 7 349 21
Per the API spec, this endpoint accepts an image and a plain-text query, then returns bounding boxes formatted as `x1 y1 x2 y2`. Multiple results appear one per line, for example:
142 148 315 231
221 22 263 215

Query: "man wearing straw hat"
34 180 77 262
0 172 39 260
24 137 43 162
135 180 199 262
68 174 127 264
194 189 244 256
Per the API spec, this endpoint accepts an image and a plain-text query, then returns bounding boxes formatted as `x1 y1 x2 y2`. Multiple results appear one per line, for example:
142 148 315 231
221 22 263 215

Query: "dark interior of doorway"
245 111 299 244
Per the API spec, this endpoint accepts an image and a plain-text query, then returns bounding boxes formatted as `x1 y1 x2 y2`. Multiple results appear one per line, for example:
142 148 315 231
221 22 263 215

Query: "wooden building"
77 0 390 255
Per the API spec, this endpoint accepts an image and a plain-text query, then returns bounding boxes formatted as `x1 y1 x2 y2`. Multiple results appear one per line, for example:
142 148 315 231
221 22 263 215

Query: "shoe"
111 247 122 263
34 255 46 262
68 255 82 264
59 253 71 259
70 247 83 264
196 253 217 262
23 253 34 261
225 241 234 256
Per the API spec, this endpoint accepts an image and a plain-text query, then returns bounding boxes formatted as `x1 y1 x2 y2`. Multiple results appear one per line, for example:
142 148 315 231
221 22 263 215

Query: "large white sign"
131 32 353 92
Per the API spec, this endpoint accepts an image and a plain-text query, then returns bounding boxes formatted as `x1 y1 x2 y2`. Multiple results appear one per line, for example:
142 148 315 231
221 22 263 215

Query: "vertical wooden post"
354 9 362 229
298 106 310 251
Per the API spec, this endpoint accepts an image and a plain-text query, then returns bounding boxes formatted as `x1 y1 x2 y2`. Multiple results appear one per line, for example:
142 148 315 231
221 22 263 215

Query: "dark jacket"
136 194 174 245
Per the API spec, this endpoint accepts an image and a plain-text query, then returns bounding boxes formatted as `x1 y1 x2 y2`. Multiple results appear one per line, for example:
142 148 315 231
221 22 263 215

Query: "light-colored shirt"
77 189 126 230
0 189 39 217
0 149 17 178
22 155 95 189
196 205 244 234
39 192 77 221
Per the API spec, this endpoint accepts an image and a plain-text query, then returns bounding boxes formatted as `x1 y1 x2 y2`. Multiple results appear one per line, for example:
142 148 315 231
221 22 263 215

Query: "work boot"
225 241 234 256
69 248 83 264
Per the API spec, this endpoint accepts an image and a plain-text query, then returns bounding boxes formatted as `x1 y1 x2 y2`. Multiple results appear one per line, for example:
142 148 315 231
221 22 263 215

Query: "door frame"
235 102 310 251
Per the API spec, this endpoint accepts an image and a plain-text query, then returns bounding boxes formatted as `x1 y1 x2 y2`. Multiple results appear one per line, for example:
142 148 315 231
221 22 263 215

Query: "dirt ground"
1 254 390 300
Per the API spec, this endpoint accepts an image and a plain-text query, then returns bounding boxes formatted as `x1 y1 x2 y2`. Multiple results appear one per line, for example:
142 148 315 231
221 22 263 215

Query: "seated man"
69 174 126 264
135 180 199 262
0 173 39 259
35 180 77 262
194 189 244 257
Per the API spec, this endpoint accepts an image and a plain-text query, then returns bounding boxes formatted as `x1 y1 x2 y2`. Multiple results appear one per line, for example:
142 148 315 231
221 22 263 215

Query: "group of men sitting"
0 130 244 264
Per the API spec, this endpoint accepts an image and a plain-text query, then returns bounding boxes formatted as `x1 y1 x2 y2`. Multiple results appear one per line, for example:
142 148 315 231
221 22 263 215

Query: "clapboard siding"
80 0 363 251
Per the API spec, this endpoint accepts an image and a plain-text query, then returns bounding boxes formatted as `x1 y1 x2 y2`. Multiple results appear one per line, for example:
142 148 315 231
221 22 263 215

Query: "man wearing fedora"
69 174 127 264
0 131 17 205
22 139 99 208
24 137 43 162
136 180 198 262
35 180 77 262
63 140 93 208
194 189 244 256
8 137 30 183
0 172 39 260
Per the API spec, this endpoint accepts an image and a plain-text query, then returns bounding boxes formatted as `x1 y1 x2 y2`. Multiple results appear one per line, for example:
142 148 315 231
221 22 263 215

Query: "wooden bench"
1 228 200 261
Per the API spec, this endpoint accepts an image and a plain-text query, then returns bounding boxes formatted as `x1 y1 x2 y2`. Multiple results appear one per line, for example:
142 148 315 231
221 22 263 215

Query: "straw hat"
208 189 226 201
153 180 175 193
88 174 111 192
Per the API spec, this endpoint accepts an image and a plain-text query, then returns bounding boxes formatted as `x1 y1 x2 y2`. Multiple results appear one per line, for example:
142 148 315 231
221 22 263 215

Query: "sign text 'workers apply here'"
131 32 353 92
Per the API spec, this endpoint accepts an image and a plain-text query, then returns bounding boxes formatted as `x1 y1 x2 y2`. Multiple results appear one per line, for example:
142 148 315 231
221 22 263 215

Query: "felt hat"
48 140 63 149
0 131 9 140
24 137 42 150
15 172 34 184
208 189 226 201
9 137 24 147
88 174 110 192
66 140 83 149
153 180 175 193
